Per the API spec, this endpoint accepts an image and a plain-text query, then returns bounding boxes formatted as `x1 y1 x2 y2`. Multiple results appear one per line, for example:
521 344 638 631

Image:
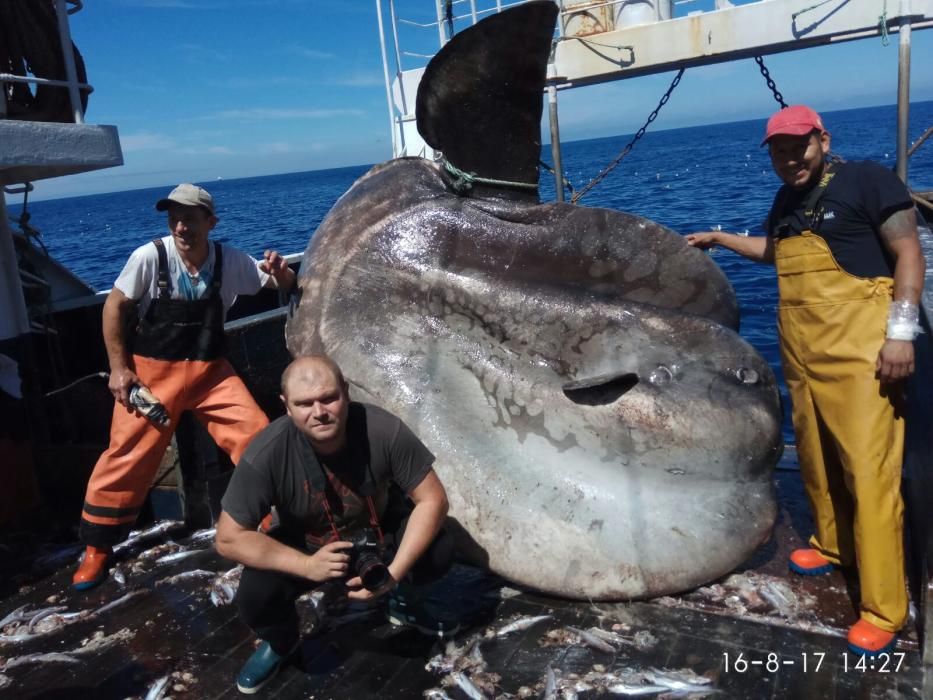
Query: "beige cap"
155 183 215 215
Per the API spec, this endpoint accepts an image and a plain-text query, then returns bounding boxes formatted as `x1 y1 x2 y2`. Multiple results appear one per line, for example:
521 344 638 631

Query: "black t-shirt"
221 402 434 547
766 160 912 278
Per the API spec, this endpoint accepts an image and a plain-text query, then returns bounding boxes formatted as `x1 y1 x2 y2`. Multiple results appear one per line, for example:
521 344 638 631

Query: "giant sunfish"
286 1 782 599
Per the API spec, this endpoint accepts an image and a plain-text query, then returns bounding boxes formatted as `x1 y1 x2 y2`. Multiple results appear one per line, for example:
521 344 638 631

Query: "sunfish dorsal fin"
416 1 559 193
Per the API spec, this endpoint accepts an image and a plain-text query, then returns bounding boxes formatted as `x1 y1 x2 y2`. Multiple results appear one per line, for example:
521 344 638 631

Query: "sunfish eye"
649 365 674 385
735 367 759 385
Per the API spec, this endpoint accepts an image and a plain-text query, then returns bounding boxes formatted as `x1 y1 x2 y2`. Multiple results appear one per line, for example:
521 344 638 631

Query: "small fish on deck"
564 625 617 654
0 651 80 671
445 670 486 700
488 613 552 637
154 569 217 586
144 673 170 700
153 549 203 566
113 521 184 556
135 541 184 563
643 667 716 694
92 590 147 617
210 565 243 606
0 604 41 631
423 688 453 700
186 527 216 543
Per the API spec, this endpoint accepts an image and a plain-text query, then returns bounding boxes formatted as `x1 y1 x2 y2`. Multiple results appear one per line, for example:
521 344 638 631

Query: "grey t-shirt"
221 402 434 546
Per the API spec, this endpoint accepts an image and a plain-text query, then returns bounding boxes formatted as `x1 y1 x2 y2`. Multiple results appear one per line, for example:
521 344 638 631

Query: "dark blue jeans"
235 516 454 655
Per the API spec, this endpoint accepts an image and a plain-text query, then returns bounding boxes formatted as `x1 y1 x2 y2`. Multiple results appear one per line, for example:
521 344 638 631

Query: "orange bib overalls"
776 230 906 632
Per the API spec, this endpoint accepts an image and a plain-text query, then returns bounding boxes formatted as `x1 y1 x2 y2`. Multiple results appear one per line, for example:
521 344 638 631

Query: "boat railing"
0 0 91 124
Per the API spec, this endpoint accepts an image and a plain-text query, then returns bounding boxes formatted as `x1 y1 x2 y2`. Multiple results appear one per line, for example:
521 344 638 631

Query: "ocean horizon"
22 100 933 444
27 99 933 205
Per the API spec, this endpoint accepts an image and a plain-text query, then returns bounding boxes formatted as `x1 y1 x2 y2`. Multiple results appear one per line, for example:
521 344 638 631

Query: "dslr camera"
345 528 390 591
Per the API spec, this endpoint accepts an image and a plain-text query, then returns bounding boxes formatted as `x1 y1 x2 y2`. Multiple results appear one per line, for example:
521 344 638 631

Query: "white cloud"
208 108 365 120
175 144 236 156
259 142 297 154
331 72 383 88
120 132 176 152
288 46 335 60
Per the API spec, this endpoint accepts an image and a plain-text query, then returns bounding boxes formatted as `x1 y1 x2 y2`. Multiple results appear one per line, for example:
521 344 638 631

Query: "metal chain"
571 68 685 204
754 56 787 109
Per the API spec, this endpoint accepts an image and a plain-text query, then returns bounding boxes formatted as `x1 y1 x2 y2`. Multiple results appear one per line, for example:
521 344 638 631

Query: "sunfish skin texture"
286 158 781 600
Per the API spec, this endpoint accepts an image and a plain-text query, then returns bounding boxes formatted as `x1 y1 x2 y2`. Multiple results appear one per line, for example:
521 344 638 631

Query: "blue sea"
27 102 933 444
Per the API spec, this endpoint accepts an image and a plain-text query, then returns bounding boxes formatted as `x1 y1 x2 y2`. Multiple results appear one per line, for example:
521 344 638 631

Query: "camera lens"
356 552 390 591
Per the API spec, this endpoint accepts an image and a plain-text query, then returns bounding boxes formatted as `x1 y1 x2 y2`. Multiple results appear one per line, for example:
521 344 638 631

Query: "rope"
879 0 890 46
908 126 933 158
10 183 49 255
441 159 538 195
754 56 787 109
791 0 889 47
43 371 109 397
791 0 837 21
539 159 575 199
571 68 684 204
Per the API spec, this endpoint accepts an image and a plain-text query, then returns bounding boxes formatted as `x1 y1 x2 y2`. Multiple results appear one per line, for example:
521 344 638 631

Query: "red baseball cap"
761 105 825 146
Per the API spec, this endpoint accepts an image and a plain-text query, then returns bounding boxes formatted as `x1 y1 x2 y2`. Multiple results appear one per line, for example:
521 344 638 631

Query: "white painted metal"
561 0 672 36
0 73 93 92
377 0 401 158
552 0 933 86
54 0 85 124
0 121 123 185
380 0 933 160
435 0 449 45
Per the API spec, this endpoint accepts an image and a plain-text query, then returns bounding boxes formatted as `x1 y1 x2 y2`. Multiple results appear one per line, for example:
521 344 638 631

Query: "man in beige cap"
73 183 296 591
687 106 925 657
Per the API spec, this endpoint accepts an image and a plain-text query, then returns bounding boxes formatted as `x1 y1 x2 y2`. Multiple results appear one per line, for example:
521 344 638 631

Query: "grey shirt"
221 402 434 546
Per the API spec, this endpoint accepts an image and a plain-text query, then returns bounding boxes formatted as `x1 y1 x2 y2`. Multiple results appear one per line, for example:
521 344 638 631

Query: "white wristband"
886 300 923 341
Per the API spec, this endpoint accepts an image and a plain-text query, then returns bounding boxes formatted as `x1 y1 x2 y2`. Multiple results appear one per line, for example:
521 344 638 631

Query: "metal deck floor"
0 460 927 699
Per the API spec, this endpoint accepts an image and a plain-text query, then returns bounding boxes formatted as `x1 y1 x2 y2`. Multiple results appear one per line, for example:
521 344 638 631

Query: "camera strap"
319 488 385 545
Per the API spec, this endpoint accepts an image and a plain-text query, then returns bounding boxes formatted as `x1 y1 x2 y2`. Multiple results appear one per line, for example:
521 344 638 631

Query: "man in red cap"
72 183 296 591
687 105 926 656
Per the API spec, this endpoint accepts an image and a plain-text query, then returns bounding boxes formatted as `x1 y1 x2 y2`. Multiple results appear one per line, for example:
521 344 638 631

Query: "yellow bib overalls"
776 230 906 633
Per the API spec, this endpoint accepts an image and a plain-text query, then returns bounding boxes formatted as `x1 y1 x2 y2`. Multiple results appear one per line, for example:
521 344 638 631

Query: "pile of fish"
655 571 843 637
0 627 135 689
423 613 717 699
110 524 216 586
0 590 146 644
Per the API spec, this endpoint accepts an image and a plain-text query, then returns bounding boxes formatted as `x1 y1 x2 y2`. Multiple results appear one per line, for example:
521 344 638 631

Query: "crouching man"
216 355 457 694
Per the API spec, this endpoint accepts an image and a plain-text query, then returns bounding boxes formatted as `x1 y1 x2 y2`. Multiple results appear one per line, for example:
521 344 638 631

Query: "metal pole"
54 0 84 124
547 64 565 202
0 195 31 343
388 0 409 139
896 0 912 184
435 0 447 47
376 0 401 158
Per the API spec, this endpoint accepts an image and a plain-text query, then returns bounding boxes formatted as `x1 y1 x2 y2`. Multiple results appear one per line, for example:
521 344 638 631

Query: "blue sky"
30 0 933 200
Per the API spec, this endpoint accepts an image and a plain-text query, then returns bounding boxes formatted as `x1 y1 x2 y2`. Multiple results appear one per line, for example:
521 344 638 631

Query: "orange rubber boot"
847 618 897 656
72 546 112 591
789 548 833 576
